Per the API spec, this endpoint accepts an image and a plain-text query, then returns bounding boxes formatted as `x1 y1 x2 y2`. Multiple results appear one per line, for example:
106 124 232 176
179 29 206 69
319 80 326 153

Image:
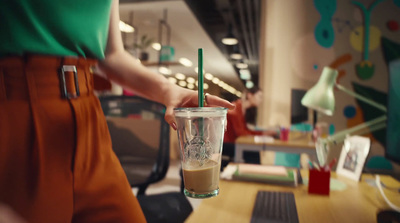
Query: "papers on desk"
254 135 274 143
221 163 298 187
238 163 288 176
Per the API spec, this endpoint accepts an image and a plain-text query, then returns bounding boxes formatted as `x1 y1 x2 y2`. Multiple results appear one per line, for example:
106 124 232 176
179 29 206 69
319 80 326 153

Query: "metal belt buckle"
59 65 80 99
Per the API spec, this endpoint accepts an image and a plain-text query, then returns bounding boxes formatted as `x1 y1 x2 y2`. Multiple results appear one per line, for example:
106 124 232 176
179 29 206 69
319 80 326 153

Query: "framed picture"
336 135 371 181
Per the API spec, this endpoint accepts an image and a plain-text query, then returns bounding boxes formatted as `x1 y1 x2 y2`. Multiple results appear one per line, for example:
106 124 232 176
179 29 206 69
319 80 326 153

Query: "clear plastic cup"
174 107 227 198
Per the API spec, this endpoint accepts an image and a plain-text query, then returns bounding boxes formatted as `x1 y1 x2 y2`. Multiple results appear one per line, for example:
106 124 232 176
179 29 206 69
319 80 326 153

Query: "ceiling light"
212 77 220 84
178 80 187 87
168 77 177 84
246 80 254 89
186 77 195 84
239 69 251 80
152 43 161 51
230 44 242 60
119 21 134 33
236 62 248 69
230 53 243 60
204 83 209 90
175 73 186 80
222 37 238 45
187 83 195 89
221 24 238 45
205 73 214 80
158 66 172 75
179 58 193 67
236 92 242 97
194 67 205 74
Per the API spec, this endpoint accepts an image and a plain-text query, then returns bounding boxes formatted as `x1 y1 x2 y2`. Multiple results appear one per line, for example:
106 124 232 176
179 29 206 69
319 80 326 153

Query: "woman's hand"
0 204 27 223
163 86 235 130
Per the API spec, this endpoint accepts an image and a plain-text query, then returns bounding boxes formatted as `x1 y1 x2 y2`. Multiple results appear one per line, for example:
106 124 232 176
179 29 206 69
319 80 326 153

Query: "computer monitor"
385 59 400 165
290 89 309 124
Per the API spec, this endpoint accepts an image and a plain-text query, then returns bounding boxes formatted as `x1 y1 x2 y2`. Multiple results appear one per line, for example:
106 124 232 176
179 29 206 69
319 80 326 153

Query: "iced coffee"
174 107 227 198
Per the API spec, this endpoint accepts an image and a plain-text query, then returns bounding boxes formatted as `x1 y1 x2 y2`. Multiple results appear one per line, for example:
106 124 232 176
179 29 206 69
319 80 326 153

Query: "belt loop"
0 68 7 101
84 65 92 95
25 68 38 102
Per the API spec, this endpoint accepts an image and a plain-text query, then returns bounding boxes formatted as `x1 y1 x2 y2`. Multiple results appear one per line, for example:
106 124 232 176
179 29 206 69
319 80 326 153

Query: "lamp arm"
335 84 387 112
322 115 387 145
316 115 387 166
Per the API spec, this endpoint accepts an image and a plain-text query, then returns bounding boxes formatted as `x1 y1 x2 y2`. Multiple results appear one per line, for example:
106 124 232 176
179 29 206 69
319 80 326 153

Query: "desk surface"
235 135 315 150
185 170 400 223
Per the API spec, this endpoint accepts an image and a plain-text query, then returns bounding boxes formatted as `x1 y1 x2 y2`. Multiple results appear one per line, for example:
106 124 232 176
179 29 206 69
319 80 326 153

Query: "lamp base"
377 210 400 223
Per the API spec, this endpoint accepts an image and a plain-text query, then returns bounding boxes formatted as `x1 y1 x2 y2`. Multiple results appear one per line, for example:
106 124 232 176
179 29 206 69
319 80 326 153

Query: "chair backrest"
365 155 393 170
99 95 170 193
274 152 301 168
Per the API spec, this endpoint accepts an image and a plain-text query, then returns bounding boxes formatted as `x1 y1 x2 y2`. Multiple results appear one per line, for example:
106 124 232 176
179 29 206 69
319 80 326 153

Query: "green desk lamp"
301 66 387 166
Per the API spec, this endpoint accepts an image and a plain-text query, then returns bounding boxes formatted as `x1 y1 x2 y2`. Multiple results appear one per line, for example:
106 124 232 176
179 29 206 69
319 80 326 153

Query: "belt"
0 55 98 101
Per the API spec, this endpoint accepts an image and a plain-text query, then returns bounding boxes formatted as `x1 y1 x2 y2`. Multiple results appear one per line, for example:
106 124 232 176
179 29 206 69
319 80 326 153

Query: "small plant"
133 35 154 51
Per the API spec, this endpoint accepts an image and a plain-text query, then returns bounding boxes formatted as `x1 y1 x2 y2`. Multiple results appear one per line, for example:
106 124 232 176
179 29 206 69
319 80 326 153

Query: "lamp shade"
301 67 338 116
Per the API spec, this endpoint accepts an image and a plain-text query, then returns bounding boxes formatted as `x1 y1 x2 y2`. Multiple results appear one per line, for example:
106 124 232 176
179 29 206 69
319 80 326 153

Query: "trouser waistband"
0 55 98 101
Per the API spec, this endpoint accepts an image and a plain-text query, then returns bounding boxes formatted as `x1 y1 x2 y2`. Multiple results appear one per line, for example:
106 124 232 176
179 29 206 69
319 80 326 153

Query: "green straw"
197 48 204 140
198 48 204 107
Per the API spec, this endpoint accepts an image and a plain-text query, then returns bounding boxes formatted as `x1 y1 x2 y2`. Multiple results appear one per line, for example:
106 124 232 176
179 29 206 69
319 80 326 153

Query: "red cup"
280 128 289 141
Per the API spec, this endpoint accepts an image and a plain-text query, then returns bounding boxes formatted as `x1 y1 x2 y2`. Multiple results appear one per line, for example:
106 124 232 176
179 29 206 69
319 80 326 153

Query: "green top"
0 0 112 59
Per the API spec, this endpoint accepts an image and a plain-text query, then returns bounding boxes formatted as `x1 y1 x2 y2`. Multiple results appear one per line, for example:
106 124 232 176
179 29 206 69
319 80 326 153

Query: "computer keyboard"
251 190 299 223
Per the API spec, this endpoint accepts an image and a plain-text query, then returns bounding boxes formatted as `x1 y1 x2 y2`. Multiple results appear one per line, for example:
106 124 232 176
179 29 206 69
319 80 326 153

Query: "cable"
375 175 400 212
363 169 400 192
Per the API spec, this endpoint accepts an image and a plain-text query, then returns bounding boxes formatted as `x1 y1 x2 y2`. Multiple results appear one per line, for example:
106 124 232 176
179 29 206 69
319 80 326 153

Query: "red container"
280 128 289 141
308 169 330 195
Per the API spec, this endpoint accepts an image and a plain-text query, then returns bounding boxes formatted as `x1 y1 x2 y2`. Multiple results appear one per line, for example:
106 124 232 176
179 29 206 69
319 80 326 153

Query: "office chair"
99 95 193 223
274 152 301 168
364 155 394 175
100 95 170 194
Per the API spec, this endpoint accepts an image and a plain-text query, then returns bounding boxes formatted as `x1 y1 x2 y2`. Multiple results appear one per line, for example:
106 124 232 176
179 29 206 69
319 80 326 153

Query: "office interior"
97 0 400 222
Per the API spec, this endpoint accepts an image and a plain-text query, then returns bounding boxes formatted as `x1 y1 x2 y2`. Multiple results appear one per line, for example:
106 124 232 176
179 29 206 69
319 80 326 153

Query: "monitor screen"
291 89 309 124
385 59 400 164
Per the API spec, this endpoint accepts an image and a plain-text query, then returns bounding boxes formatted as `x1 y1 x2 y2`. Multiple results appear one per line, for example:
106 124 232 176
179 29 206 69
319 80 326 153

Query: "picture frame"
336 135 371 181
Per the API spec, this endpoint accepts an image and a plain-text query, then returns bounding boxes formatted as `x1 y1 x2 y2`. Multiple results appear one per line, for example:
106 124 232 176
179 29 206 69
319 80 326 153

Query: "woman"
0 1 234 222
224 86 277 143
223 86 277 164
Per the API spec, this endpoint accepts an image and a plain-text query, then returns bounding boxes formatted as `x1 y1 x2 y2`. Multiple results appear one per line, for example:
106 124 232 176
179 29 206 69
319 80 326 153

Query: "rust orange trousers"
0 56 146 223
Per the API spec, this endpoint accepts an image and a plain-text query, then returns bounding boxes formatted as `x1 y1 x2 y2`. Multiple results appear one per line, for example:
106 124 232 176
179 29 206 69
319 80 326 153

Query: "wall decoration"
386 20 399 31
314 0 337 48
329 124 335 135
351 0 386 80
381 37 400 63
343 105 357 118
346 106 374 140
328 53 353 83
332 17 356 33
350 26 382 52
290 33 336 82
352 82 387 146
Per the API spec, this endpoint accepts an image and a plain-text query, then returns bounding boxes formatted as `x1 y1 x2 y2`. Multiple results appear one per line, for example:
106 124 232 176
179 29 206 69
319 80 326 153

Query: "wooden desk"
234 135 317 163
185 170 400 223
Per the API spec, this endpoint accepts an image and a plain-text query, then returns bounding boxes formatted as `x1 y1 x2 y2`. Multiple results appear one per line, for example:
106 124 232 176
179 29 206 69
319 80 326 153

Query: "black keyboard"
251 191 299 223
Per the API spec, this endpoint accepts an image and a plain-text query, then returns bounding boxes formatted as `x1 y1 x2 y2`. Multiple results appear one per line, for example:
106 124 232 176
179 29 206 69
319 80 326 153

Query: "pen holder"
308 169 330 196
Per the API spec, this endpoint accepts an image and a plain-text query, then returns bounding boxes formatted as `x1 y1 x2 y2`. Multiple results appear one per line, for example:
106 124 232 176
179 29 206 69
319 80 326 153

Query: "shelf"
141 61 182 67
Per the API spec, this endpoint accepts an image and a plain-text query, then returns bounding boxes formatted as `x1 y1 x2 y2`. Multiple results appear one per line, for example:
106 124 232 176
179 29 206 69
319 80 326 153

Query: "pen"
325 158 337 171
312 161 321 171
307 160 314 169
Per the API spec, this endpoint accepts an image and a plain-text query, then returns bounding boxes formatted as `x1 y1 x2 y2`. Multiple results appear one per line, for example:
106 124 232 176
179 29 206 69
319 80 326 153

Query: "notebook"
231 164 298 187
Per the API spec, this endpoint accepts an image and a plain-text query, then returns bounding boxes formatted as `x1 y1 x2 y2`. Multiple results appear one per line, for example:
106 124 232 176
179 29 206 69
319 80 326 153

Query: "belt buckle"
59 65 80 99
